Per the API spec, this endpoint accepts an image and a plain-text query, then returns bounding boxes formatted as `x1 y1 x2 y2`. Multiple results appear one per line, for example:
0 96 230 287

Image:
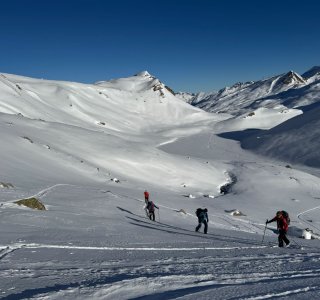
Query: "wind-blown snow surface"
0 72 320 299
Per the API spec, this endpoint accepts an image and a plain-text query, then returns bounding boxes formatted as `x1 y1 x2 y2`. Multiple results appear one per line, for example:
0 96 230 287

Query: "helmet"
204 208 208 212
276 211 282 217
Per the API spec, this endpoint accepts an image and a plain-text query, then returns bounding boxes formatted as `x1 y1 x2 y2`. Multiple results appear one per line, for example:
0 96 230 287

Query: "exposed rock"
0 182 14 188
15 197 46 210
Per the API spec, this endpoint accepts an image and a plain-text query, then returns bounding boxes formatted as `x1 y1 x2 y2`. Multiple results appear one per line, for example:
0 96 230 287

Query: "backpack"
147 201 155 212
196 208 203 217
281 210 290 225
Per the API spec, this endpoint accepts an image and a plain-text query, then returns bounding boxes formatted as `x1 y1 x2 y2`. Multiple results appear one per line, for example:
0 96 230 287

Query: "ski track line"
297 205 320 233
209 212 261 234
115 191 262 234
0 183 75 205
121 188 320 238
33 183 75 199
244 286 320 300
0 245 21 260
20 270 320 300
0 243 268 253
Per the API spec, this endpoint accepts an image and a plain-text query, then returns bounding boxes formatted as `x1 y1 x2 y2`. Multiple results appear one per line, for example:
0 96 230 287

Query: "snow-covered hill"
0 71 210 133
302 65 320 79
0 71 229 191
240 103 320 168
1 70 320 299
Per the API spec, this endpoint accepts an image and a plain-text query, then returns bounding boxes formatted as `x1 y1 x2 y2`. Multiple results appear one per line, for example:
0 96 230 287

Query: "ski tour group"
143 190 291 247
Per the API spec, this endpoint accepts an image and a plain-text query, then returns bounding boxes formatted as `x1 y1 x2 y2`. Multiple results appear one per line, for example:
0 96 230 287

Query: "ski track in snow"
243 286 320 300
297 205 320 234
1 243 320 300
1 183 318 241
0 243 269 253
1 186 320 299
0 183 74 206
0 202 320 300
81 187 320 240
2 184 262 238
110 190 266 236
33 184 74 199
1 187 320 300
1 186 320 298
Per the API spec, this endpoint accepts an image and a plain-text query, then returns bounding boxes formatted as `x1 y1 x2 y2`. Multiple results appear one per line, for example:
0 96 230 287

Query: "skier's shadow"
116 206 210 239
127 216 215 240
116 207 316 249
116 207 270 246
117 206 135 215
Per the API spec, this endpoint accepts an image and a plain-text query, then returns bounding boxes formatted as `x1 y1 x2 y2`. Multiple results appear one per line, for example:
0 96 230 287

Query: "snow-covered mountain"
0 71 229 190
0 71 208 133
302 65 320 79
175 67 320 170
178 67 320 117
1 70 320 299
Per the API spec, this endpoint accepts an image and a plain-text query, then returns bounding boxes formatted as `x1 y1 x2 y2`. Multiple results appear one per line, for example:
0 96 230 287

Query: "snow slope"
241 103 320 168
0 71 212 133
0 71 230 191
0 71 320 299
302 66 320 79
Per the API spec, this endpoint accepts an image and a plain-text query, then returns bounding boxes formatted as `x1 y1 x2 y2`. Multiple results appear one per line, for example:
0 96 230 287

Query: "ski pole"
261 222 267 244
158 209 160 222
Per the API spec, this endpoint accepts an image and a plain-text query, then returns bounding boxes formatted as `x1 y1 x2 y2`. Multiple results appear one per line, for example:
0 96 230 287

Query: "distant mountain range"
176 66 320 116
176 66 319 169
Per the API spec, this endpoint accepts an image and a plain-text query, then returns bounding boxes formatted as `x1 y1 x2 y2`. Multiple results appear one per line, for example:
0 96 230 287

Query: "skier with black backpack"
146 200 159 221
266 210 290 247
195 208 209 234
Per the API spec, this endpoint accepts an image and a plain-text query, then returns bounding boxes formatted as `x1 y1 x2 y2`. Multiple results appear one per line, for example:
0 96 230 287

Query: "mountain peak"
281 71 305 85
135 71 152 77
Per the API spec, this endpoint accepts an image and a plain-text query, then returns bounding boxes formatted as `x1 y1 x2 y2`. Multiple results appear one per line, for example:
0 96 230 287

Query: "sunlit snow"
0 71 320 299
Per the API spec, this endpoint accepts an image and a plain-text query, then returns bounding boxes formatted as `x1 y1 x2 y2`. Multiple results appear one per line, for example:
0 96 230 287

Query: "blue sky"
0 0 319 92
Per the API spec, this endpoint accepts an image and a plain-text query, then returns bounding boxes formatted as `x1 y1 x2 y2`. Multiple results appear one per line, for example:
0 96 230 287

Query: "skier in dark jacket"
195 208 209 234
146 200 159 221
266 211 290 247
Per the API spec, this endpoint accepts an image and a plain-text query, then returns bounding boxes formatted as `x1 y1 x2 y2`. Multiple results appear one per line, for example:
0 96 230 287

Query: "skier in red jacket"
266 211 290 247
143 190 150 217
144 190 149 203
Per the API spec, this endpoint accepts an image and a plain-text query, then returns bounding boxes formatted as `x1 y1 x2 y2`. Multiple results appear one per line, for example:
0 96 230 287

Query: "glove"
266 220 269 225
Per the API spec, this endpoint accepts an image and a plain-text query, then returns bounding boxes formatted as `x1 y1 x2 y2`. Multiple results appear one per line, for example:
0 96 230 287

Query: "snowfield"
0 71 320 299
